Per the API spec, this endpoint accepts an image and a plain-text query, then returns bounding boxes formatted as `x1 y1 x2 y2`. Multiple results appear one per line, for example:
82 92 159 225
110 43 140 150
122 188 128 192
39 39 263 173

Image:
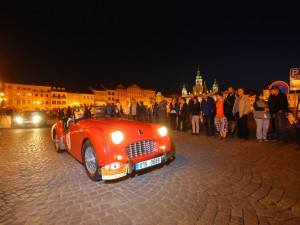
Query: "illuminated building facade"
32 85 51 111
91 84 156 108
4 83 52 111
51 87 68 109
3 82 163 112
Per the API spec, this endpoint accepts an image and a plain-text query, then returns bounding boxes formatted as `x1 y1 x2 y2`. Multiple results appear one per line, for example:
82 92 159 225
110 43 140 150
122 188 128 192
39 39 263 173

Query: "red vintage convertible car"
51 106 173 181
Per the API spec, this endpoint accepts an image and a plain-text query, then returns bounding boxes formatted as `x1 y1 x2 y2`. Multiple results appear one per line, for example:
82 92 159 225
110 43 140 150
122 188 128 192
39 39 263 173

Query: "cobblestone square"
0 128 300 225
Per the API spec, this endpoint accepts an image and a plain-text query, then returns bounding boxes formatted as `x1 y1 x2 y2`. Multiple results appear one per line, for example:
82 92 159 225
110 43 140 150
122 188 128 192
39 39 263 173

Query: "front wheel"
54 131 65 153
82 140 102 182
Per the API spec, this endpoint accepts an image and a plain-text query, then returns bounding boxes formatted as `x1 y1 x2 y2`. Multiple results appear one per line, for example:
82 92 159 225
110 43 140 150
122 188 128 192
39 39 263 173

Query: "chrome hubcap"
85 147 97 174
55 135 59 149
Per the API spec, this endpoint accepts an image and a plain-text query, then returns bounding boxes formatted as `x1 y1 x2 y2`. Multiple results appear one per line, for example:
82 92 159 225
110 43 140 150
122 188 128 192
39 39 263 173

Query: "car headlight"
16 116 23 124
158 126 167 137
111 131 124 144
33 115 41 123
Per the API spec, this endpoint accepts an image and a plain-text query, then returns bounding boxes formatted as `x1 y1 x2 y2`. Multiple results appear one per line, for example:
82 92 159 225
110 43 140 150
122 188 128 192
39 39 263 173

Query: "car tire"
82 140 102 182
53 131 65 153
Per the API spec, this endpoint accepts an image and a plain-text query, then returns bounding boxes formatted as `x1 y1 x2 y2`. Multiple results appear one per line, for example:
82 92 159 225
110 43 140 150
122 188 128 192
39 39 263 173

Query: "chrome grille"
125 140 156 159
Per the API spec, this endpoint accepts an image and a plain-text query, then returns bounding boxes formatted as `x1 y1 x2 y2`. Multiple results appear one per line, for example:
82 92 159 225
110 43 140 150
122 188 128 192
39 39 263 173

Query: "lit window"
57 101 61 104
52 101 56 104
17 100 20 104
22 100 25 104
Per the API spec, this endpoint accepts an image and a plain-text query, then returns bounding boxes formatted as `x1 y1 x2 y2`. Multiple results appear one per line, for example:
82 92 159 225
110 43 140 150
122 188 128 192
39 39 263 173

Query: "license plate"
135 156 162 171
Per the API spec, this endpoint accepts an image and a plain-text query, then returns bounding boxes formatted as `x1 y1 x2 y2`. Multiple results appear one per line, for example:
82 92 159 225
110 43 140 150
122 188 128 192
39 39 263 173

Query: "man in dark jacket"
268 93 277 138
200 92 216 136
287 113 300 151
151 98 159 123
270 86 288 144
187 93 195 132
177 97 188 132
225 87 236 136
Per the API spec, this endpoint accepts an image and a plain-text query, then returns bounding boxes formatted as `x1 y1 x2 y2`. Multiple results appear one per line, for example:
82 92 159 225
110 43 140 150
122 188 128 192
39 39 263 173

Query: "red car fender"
52 122 64 141
79 127 110 167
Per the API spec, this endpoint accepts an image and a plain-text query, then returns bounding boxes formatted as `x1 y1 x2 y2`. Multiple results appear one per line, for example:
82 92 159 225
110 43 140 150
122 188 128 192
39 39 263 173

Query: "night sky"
0 1 299 94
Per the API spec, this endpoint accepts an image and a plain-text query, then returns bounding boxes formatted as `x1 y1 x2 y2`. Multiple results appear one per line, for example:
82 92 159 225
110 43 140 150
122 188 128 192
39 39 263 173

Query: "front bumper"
101 149 173 180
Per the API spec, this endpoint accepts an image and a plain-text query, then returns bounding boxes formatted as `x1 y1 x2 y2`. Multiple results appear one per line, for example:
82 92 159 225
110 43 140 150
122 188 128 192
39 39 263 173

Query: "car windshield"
23 111 44 117
73 106 107 120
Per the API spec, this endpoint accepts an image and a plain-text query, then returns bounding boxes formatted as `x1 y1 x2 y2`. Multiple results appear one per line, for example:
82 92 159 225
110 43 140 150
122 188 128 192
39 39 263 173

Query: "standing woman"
215 92 230 141
253 93 271 142
169 98 178 130
191 97 200 135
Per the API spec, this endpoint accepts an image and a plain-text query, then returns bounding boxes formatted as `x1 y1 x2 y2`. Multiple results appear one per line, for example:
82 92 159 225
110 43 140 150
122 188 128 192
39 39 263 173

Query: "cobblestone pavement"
0 128 300 225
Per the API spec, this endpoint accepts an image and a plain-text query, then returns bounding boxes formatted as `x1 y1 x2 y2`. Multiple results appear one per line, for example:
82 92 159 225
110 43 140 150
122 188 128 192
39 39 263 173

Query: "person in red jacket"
215 92 231 141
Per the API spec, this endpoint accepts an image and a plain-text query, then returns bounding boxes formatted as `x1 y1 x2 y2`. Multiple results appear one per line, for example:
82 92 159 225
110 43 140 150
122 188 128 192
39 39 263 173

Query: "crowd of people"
52 86 300 151
171 86 300 151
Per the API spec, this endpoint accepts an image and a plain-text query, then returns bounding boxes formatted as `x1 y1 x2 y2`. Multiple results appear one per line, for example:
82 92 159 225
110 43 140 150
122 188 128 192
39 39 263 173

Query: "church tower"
195 65 202 87
212 79 218 93
182 84 187 96
193 65 203 94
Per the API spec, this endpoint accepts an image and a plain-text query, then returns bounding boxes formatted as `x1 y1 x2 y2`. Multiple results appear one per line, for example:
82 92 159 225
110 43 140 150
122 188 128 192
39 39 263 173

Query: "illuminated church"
181 66 219 100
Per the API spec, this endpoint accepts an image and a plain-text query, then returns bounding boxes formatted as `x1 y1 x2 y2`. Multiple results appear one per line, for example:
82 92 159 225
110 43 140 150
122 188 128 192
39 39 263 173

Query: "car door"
66 122 83 161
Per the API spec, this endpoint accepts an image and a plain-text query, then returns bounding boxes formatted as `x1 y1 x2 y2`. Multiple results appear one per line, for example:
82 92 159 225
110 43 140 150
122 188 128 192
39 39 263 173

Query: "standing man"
226 87 236 137
268 91 277 139
158 96 167 125
177 97 187 132
124 101 130 119
130 98 139 121
151 98 159 123
270 86 288 144
191 97 201 135
114 99 122 117
200 92 215 136
169 98 178 130
187 93 195 132
232 88 251 140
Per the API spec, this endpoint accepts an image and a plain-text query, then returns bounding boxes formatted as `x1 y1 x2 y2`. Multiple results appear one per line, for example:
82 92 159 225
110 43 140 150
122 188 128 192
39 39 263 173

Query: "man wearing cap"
270 86 288 144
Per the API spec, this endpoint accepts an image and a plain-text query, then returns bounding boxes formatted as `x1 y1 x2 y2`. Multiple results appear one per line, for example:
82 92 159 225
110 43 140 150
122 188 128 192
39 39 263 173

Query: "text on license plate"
135 156 162 171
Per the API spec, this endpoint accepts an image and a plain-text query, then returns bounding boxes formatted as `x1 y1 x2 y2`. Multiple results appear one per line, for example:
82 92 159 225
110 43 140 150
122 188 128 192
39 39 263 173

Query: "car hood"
77 118 161 141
